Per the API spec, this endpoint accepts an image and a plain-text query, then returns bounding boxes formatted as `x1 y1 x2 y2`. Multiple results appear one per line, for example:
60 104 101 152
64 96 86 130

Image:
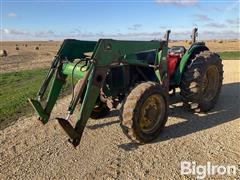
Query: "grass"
218 51 240 60
0 68 73 128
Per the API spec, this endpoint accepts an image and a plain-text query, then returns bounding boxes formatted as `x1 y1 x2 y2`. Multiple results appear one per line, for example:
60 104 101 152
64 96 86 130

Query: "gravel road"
0 60 239 179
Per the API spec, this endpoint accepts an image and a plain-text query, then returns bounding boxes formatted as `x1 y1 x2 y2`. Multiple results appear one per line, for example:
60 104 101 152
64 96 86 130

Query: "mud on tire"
120 82 168 143
180 51 223 112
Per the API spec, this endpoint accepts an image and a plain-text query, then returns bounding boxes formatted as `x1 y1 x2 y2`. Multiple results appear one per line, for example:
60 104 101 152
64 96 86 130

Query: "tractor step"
28 98 49 124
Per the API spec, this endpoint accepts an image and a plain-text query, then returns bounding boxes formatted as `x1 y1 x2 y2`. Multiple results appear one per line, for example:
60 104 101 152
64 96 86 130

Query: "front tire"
180 51 223 112
74 79 110 119
120 82 168 143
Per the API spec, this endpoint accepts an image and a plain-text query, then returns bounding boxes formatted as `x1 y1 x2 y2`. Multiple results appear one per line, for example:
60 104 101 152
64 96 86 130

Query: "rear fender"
173 44 209 85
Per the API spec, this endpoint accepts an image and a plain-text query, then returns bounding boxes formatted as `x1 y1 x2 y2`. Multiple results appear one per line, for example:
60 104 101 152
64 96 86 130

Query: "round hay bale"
0 49 7 57
16 44 18 46
16 47 20 50
25 44 28 47
39 44 41 46
35 46 39 50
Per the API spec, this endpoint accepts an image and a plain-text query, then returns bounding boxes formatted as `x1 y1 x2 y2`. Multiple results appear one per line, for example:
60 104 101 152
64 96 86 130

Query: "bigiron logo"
180 161 239 179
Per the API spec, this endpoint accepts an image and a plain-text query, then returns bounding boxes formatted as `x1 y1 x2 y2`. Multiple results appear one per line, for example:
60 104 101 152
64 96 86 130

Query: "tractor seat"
167 46 186 78
168 46 186 56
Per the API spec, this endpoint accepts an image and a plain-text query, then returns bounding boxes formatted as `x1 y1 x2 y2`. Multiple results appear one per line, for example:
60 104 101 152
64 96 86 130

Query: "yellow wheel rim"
203 66 220 101
139 94 165 133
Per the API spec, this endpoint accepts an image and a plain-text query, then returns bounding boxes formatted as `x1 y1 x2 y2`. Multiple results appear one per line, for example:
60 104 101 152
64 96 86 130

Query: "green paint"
62 62 86 79
57 39 97 61
28 99 49 124
93 39 162 66
44 72 66 118
76 66 101 129
173 44 206 85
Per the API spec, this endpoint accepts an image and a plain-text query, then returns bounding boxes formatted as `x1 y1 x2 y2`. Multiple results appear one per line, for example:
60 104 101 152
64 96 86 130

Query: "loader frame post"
37 55 60 101
44 68 67 119
72 66 109 146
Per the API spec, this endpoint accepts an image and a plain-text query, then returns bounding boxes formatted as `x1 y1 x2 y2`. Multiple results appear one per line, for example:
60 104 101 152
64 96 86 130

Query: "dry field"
0 41 61 73
169 40 240 52
0 40 239 179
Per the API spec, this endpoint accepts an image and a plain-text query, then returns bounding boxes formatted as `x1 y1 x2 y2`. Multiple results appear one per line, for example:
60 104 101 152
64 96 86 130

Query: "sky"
0 0 239 41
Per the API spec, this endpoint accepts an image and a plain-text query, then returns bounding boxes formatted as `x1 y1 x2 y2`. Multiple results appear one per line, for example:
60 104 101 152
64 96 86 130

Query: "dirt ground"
0 60 239 179
1 40 239 73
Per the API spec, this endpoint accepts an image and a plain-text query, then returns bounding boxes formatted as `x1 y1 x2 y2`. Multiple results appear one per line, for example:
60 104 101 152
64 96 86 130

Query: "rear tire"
120 82 168 143
180 51 223 112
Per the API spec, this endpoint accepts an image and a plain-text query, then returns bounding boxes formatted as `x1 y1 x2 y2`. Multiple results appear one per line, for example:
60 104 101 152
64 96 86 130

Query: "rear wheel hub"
203 65 220 101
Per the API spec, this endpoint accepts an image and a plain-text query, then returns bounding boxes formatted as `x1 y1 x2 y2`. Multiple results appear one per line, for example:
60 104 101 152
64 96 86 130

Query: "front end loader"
29 28 223 147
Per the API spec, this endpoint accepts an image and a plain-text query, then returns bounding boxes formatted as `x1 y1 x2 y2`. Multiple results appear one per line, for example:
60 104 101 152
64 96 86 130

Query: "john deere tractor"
29 28 223 147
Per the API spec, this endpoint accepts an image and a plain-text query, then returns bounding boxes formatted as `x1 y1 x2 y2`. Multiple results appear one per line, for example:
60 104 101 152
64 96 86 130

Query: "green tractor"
29 28 223 147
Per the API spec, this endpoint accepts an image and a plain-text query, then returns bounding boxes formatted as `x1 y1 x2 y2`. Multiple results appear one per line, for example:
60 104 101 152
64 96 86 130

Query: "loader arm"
29 39 168 147
29 39 97 123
